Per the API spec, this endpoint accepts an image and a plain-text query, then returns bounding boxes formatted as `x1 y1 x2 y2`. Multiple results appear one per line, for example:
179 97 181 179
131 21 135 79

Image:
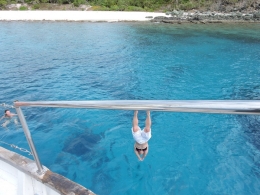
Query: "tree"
0 0 7 8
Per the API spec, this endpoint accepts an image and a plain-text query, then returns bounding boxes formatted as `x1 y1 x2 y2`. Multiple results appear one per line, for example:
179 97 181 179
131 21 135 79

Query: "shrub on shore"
1 0 260 11
88 0 165 11
0 0 7 9
19 5 28 10
86 0 260 12
32 4 40 9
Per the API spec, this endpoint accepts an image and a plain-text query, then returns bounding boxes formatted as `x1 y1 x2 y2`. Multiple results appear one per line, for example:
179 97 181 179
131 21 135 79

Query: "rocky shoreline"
151 10 260 23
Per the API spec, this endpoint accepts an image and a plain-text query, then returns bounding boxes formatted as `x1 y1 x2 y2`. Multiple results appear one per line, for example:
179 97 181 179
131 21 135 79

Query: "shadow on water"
132 23 260 45
63 129 103 156
238 115 260 150
231 85 260 151
60 127 115 193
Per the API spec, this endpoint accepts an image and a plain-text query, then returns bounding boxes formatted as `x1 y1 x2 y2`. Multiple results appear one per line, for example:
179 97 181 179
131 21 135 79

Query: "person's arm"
141 145 149 160
0 115 5 121
134 145 143 161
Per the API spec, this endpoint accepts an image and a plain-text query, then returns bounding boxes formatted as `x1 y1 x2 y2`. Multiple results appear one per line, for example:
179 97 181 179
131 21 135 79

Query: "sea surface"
0 21 260 195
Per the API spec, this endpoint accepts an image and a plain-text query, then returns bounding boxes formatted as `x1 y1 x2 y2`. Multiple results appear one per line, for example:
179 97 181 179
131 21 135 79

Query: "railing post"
15 106 45 175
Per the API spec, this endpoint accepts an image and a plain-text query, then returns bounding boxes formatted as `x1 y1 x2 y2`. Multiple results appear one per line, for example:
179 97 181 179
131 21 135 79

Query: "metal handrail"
15 107 45 175
12 100 260 175
14 100 260 115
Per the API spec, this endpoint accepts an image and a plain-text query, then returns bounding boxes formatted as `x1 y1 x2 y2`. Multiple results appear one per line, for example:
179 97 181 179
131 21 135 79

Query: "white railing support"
15 106 45 175
13 99 260 174
14 100 260 115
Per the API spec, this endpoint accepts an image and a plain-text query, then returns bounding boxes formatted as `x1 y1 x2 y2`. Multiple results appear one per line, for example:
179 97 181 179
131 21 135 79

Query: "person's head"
5 110 10 116
134 142 148 155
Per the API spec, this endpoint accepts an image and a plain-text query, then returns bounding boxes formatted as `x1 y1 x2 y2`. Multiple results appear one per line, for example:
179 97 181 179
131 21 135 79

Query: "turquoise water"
0 22 260 194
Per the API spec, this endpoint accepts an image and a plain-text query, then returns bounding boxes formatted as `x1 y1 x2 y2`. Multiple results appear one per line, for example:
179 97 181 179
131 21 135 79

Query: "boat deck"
0 146 95 195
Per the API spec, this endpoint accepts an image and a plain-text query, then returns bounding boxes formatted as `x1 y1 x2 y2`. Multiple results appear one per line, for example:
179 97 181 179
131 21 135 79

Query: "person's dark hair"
4 110 9 114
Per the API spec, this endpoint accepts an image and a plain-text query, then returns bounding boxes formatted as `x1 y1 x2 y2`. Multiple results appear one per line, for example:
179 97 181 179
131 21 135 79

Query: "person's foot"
134 111 138 116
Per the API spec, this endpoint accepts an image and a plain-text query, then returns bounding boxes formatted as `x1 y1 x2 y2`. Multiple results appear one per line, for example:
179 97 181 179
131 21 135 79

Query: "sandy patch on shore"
0 11 166 22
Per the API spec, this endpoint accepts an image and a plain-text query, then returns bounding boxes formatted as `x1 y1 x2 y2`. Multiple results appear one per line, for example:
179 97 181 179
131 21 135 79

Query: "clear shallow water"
0 22 260 194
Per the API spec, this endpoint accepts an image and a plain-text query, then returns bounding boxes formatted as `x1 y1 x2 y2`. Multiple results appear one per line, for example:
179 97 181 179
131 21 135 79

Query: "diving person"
132 111 152 161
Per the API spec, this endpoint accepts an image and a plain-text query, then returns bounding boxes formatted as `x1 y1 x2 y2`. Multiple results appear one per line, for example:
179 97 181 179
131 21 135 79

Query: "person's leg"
132 111 139 132
2 120 10 127
14 118 18 125
144 111 151 132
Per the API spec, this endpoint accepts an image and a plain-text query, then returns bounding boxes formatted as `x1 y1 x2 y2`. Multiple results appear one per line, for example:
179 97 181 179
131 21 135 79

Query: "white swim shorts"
132 127 152 144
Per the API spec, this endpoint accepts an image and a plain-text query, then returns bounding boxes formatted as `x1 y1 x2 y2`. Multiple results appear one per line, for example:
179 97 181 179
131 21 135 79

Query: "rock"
145 16 153 18
219 5 226 12
192 14 199 20
198 15 206 20
208 20 223 23
189 20 199 24
226 6 233 12
79 5 91 10
253 11 260 19
244 16 252 20
150 19 161 22
239 6 247 11
179 10 184 16
171 10 179 16
151 16 173 23
228 15 236 19
154 16 168 20
161 19 182 24
162 20 173 23
152 9 260 24
236 12 242 18
6 3 23 10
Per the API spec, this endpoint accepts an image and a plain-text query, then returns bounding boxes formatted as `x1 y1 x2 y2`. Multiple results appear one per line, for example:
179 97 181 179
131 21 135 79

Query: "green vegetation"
32 4 40 9
19 5 28 10
0 0 258 11
88 0 171 11
73 0 86 7
0 0 205 11
0 0 7 8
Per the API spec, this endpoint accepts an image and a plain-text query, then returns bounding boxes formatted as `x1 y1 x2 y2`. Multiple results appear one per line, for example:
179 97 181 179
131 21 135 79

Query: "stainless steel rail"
13 100 260 175
15 107 45 174
14 100 260 115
